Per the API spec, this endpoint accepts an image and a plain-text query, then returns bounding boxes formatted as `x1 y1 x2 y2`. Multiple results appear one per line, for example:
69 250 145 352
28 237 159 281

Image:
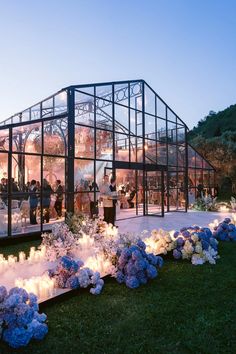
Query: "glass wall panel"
115 133 129 161
44 119 67 156
0 153 8 233
144 84 156 115
114 104 129 132
157 142 167 165
42 98 54 118
177 145 186 168
156 97 166 119
130 82 142 110
157 118 166 141
13 123 42 154
54 91 67 115
95 85 112 101
168 144 177 166
188 146 196 167
74 159 94 192
167 120 177 143
167 109 176 123
195 153 203 168
96 100 113 130
12 154 41 192
145 114 156 137
114 83 129 107
176 126 185 144
0 129 9 151
21 109 30 122
130 137 143 163
96 129 113 160
145 140 156 164
43 156 65 188
31 104 41 120
75 91 94 126
75 125 94 159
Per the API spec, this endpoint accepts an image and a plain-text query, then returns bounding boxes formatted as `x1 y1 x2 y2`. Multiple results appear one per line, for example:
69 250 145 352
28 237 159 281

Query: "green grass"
0 241 236 354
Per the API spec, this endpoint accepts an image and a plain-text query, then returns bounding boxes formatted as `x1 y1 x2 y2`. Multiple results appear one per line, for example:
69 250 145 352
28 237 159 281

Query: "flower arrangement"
193 195 218 211
211 217 236 242
144 229 175 255
171 226 219 265
0 286 48 349
40 223 80 261
115 240 164 289
48 256 104 295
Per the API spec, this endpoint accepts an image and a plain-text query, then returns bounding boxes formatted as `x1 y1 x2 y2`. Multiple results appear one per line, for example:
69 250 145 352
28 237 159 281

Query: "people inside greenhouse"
54 180 64 218
100 175 114 224
42 178 53 223
128 186 136 208
0 177 8 204
29 179 38 225
89 182 99 218
197 181 204 198
109 176 118 225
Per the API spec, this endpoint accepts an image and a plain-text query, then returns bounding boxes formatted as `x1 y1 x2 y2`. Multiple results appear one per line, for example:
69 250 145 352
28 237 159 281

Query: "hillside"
188 104 236 140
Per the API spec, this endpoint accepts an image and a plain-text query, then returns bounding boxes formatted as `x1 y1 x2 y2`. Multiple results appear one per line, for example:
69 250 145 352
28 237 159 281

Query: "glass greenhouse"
0 80 215 238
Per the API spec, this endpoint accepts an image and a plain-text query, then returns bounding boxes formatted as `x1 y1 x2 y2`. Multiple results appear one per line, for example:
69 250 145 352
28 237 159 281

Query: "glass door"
115 168 144 219
145 170 164 216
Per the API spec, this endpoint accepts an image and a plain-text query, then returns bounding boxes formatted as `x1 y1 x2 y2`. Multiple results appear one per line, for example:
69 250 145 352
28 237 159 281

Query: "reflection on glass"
44 119 67 156
96 130 113 160
115 133 129 161
75 91 94 126
0 129 9 151
75 126 94 158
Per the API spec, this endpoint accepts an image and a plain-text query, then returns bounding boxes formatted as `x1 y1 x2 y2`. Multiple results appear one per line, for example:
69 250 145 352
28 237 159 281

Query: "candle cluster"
15 273 55 301
0 246 47 274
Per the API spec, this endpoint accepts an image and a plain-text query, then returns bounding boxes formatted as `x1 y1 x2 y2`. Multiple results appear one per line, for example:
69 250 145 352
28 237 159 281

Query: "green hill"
188 104 236 140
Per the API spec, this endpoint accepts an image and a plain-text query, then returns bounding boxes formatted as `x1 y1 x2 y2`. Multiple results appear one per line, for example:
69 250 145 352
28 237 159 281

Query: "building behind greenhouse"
0 80 215 238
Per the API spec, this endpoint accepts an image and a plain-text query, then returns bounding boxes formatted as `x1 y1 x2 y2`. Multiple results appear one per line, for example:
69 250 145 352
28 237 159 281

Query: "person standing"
54 180 64 219
29 179 38 225
90 182 99 218
42 179 53 223
109 176 118 226
100 175 113 224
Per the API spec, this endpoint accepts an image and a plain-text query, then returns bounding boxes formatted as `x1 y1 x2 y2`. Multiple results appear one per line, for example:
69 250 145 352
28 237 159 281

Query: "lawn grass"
0 241 236 354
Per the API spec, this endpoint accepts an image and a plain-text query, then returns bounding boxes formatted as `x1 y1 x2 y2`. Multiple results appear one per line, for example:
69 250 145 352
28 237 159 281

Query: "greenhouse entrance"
111 162 164 220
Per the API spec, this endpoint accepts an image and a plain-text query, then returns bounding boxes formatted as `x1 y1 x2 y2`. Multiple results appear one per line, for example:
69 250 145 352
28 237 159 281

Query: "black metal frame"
0 79 216 239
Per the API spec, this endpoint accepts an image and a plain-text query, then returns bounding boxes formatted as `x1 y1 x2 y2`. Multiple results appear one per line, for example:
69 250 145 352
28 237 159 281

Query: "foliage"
193 196 218 211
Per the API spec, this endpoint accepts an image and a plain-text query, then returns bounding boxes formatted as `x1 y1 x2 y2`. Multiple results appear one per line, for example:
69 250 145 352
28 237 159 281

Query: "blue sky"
0 0 235 128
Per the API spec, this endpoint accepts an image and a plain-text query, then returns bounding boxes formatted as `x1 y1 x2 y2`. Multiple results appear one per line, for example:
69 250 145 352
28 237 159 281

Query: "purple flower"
173 231 180 238
177 237 185 247
182 231 191 238
173 249 182 259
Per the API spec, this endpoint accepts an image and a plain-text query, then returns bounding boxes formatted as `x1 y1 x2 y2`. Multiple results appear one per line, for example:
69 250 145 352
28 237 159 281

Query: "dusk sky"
0 0 235 128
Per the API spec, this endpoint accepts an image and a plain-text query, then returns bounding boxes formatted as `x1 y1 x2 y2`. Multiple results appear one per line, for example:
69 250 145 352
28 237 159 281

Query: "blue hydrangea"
132 249 142 260
156 256 164 268
34 312 47 323
173 231 180 238
9 287 28 302
0 285 7 302
65 275 80 289
201 239 209 250
28 319 48 340
125 276 140 289
146 265 158 279
116 270 125 283
137 240 146 250
3 327 32 349
134 258 146 271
